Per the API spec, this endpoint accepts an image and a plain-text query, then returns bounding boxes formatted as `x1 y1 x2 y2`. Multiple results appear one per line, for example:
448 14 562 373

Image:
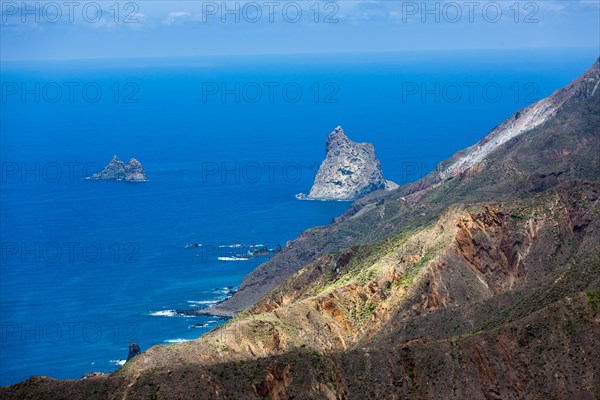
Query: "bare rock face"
126 343 141 362
124 158 147 182
439 56 600 180
301 126 396 201
89 155 148 182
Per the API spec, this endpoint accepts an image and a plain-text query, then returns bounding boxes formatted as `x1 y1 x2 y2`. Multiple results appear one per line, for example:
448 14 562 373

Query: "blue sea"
0 48 596 385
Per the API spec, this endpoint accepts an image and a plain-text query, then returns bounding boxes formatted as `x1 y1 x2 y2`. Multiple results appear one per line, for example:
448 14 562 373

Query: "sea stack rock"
126 343 141 361
300 126 397 201
89 155 148 182
124 158 147 182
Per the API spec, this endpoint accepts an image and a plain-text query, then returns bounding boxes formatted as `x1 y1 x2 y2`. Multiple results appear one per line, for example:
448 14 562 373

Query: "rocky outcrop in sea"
298 126 397 201
89 155 148 182
126 343 141 361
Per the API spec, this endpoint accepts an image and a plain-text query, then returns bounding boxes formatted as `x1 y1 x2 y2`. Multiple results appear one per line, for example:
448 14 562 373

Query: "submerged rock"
89 155 148 182
301 126 396 201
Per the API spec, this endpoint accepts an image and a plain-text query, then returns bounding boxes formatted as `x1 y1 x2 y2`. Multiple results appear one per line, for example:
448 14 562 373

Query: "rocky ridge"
439 56 600 180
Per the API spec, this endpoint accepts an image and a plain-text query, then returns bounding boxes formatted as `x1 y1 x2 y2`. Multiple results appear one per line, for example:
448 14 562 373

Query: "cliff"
299 126 397 201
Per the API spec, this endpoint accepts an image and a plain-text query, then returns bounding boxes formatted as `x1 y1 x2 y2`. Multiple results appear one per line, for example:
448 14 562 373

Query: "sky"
0 1 599 61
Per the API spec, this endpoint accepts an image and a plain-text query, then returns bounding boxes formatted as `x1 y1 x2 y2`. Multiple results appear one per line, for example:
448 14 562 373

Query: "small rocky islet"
297 126 398 201
81 342 141 380
88 155 148 182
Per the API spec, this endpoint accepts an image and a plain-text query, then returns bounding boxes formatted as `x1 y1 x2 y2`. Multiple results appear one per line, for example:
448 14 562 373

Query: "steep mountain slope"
4 181 598 400
1 58 599 399
440 57 600 179
201 57 600 317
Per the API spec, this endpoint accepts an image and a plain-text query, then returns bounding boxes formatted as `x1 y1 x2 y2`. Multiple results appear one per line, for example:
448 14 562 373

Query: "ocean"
0 48 596 385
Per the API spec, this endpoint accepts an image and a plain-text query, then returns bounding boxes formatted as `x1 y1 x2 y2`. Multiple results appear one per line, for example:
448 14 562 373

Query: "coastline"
175 287 239 318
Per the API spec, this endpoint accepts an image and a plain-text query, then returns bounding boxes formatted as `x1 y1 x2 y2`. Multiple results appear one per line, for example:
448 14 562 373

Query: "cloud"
162 11 192 25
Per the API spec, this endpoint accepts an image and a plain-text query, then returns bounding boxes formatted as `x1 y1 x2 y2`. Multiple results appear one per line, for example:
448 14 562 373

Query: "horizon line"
1 46 598 64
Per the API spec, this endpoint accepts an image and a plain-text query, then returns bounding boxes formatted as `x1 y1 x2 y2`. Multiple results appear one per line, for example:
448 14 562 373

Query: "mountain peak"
326 125 348 153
